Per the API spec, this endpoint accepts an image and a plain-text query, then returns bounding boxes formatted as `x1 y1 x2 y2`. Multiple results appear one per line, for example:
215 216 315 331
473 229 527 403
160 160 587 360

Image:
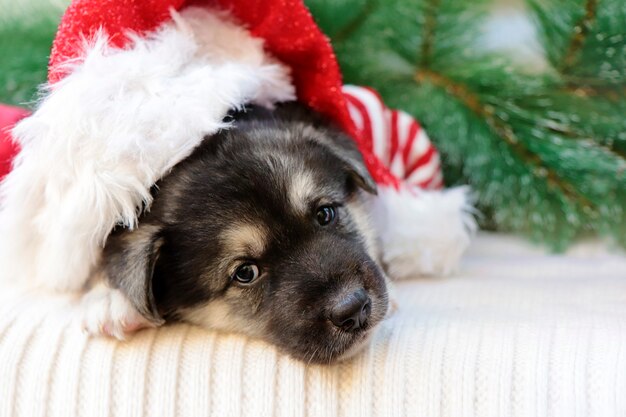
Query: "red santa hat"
0 0 474 291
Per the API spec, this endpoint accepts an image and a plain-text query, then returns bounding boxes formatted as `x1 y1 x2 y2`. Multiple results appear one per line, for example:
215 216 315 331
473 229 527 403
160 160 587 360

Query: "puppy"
83 102 390 363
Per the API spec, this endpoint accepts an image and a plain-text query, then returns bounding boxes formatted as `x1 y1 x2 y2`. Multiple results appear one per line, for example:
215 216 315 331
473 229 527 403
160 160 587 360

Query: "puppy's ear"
101 223 165 324
318 130 378 195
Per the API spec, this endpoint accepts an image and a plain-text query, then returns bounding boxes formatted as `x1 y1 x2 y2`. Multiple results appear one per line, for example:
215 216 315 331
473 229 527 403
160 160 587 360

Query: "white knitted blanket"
1 233 626 417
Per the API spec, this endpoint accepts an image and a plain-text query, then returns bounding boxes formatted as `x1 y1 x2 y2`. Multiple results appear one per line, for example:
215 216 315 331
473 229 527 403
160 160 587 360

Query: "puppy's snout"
330 288 371 332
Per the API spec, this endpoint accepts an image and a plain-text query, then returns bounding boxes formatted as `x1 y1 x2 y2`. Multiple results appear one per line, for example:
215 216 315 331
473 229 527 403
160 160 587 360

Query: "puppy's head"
102 103 389 363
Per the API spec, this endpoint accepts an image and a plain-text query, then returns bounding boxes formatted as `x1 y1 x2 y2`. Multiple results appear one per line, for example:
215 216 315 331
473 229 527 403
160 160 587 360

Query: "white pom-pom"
370 186 476 280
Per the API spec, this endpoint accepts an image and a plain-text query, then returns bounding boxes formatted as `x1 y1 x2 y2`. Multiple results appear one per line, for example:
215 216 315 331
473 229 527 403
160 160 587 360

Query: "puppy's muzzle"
329 288 371 332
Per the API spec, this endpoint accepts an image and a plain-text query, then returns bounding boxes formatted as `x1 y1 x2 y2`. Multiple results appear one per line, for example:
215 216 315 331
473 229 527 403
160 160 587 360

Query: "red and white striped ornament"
343 85 444 191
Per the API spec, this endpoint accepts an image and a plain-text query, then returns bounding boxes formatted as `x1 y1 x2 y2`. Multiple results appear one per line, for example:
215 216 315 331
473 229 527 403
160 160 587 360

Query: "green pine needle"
307 0 626 249
529 0 626 87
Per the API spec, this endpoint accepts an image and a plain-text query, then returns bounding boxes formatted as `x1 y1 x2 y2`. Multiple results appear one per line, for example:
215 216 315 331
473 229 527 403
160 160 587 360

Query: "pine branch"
559 0 598 74
419 0 441 67
529 0 626 86
307 0 626 248
414 68 592 209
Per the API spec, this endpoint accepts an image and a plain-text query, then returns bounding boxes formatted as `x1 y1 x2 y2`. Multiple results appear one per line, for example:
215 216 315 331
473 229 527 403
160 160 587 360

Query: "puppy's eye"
316 205 336 226
232 262 259 284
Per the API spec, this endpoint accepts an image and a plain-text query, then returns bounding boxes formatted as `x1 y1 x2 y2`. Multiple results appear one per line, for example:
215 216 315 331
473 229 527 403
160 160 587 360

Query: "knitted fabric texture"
2 233 626 417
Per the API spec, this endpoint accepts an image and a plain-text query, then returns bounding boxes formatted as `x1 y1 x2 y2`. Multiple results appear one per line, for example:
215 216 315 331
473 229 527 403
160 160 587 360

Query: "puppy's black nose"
330 288 371 332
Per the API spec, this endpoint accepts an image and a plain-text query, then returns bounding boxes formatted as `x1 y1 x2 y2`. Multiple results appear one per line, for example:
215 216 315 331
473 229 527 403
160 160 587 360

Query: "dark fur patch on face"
102 102 388 363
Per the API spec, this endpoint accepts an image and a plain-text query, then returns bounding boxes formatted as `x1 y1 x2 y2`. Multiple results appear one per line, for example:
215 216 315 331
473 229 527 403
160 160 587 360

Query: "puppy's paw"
80 283 154 340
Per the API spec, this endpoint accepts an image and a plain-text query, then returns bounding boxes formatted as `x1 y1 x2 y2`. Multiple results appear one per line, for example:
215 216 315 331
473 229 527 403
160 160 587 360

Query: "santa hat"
0 0 475 291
